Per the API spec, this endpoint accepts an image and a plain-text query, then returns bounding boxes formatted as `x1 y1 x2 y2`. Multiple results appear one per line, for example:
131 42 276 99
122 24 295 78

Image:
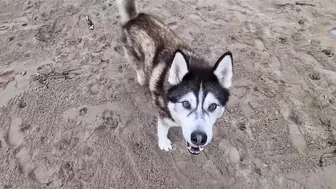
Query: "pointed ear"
213 52 233 88
168 50 189 85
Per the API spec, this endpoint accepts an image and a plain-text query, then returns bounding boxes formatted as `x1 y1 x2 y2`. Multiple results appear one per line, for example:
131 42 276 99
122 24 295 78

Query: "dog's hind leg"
123 46 146 86
149 61 166 106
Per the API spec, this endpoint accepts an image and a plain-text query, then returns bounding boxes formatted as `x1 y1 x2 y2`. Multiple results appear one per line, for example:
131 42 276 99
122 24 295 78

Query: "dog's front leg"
157 117 172 151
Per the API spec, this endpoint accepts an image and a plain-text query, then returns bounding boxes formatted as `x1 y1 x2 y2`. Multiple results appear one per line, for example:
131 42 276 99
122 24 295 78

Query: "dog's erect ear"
168 50 189 85
213 52 233 88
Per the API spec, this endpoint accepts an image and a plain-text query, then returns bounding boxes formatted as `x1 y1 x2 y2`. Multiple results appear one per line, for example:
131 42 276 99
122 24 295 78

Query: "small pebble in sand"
322 49 332 56
18 99 27 108
279 37 287 44
308 72 320 80
85 15 94 30
79 107 88 116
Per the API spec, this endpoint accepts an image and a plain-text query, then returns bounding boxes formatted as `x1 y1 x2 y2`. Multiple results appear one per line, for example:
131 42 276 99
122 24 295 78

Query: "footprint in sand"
0 69 30 107
254 39 266 51
102 109 119 129
219 139 241 164
279 103 308 154
279 176 306 189
202 160 224 179
33 165 58 184
86 81 101 95
288 123 307 154
15 146 32 174
7 117 24 146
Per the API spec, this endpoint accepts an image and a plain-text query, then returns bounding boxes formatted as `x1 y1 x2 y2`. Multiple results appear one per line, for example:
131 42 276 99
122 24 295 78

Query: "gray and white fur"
116 0 233 155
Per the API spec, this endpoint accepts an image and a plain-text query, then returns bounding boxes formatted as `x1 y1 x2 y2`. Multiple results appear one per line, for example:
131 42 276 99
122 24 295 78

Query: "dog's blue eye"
182 101 191 109
208 103 217 112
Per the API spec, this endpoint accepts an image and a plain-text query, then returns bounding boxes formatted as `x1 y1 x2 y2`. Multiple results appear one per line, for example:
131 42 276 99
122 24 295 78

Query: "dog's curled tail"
116 0 138 24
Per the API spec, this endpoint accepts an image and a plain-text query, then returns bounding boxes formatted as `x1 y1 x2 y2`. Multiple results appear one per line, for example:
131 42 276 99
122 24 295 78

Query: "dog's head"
167 49 233 155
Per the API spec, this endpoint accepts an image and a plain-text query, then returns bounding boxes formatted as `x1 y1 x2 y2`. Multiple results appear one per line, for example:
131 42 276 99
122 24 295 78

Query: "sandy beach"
1 0 336 188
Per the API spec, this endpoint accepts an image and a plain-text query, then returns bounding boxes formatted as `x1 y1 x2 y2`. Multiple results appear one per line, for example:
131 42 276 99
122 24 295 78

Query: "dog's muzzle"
186 131 206 155
187 142 204 155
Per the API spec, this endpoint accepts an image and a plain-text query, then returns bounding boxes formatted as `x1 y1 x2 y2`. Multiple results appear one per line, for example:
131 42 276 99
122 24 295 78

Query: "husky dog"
116 0 233 155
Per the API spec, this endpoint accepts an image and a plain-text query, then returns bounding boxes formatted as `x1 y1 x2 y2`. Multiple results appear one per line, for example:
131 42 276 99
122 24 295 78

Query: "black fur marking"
167 53 230 106
158 106 174 121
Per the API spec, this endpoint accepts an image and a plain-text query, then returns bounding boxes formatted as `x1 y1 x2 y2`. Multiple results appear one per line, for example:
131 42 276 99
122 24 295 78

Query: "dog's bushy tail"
116 0 138 24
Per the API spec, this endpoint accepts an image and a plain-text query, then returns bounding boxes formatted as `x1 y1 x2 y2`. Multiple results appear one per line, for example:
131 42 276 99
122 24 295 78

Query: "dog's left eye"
208 103 218 112
182 101 191 109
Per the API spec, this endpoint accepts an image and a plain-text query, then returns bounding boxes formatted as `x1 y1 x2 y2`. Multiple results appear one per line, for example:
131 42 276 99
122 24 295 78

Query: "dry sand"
1 0 336 188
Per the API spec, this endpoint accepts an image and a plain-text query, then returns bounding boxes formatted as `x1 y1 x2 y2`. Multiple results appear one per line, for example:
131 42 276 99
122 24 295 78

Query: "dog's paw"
137 73 146 86
158 138 172 151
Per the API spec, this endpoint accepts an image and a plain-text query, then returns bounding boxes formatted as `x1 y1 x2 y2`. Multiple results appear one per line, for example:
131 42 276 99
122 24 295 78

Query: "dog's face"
167 50 233 155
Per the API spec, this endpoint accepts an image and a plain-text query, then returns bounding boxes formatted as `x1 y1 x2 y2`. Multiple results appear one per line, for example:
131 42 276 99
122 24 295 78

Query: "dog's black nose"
191 131 207 146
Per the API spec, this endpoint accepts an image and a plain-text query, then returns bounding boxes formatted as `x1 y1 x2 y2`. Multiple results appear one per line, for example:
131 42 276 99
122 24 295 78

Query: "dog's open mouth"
187 142 204 155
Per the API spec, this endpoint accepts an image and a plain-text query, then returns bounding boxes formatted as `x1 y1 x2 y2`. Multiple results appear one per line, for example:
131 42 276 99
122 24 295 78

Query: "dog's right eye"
208 103 218 112
182 101 191 109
